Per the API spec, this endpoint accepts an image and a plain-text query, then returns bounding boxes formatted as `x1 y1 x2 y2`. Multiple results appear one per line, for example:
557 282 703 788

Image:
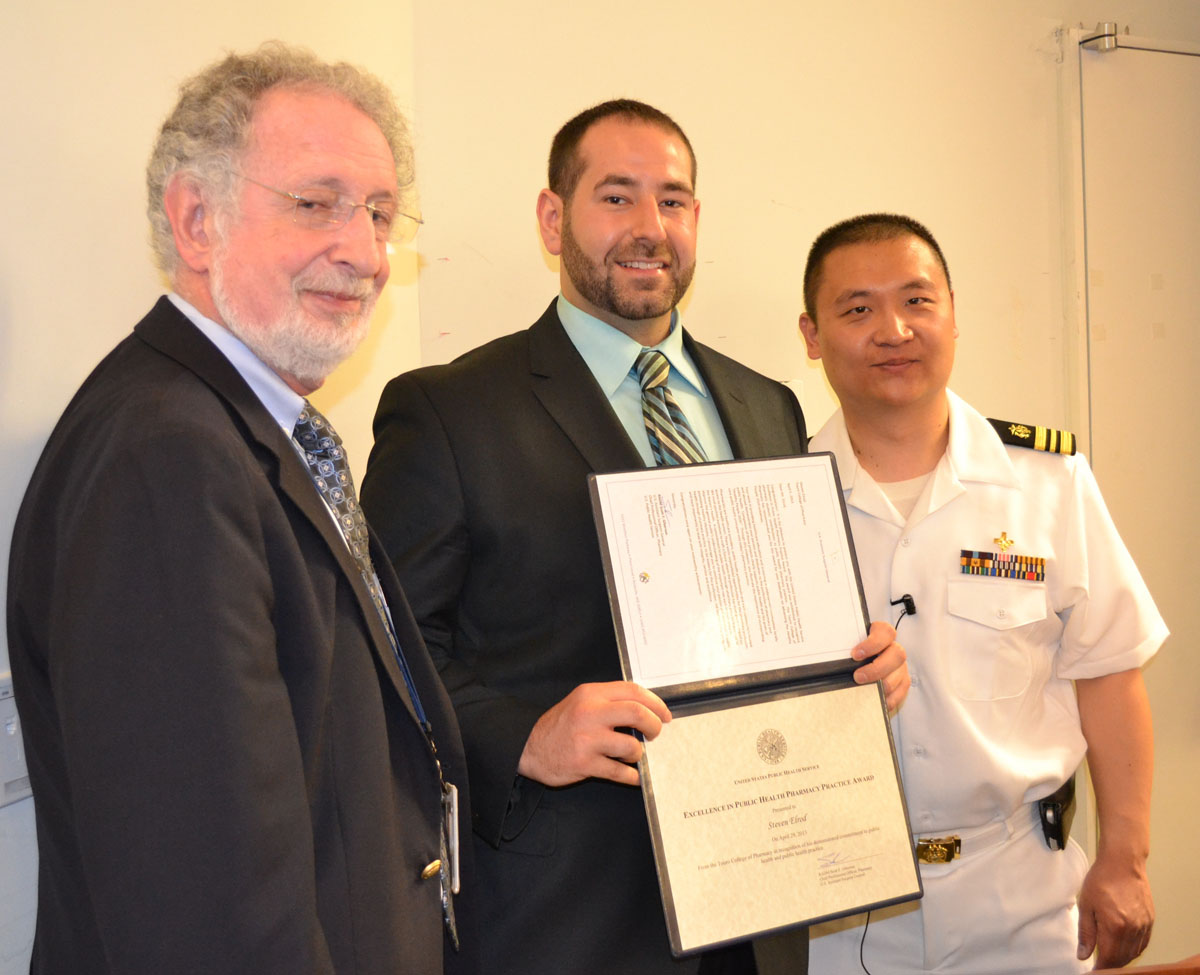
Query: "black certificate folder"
588 454 922 956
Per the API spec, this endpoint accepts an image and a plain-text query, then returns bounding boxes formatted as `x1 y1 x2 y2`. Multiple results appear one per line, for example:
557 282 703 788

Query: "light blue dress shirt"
555 295 734 467
168 295 431 725
168 293 395 599
168 293 352 536
168 293 306 435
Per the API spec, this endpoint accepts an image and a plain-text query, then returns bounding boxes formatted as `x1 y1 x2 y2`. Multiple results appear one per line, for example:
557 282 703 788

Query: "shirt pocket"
945 577 1048 701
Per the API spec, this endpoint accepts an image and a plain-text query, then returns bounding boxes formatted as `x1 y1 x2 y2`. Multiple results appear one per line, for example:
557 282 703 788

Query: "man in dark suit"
361 100 909 975
7 44 469 974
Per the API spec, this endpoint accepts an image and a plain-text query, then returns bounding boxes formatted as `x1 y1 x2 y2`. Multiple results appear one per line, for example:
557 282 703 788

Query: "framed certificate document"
589 455 921 956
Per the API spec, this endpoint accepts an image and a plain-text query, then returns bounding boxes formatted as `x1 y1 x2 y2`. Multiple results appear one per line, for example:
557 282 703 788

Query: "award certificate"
589 456 921 954
590 455 868 694
642 680 920 954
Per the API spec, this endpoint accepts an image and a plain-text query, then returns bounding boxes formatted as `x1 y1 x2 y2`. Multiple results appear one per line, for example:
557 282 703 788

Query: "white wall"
410 1 1200 442
1074 36 1200 969
2 0 1197 970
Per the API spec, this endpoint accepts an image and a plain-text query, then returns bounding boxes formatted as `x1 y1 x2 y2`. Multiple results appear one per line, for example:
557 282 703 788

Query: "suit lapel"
134 298 423 727
526 301 643 473
685 334 765 459
277 460 424 726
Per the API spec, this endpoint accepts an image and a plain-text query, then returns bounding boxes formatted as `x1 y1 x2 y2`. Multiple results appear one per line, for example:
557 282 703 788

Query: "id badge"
442 781 460 895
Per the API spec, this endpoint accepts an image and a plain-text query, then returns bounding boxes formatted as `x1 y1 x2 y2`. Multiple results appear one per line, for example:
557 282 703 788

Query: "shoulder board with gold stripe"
986 418 1076 455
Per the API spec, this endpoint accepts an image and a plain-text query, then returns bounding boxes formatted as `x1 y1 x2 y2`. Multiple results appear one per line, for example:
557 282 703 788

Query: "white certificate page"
643 682 920 954
590 456 866 689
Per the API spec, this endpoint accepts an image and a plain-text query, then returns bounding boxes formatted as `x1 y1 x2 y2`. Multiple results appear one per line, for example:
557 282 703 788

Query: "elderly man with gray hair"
7 42 471 975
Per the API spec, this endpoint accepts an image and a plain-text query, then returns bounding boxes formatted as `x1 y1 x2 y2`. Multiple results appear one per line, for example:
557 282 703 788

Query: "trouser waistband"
915 802 1038 863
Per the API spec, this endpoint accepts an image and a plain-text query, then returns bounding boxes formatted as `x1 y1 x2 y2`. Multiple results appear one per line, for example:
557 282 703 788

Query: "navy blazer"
362 301 807 975
8 297 473 975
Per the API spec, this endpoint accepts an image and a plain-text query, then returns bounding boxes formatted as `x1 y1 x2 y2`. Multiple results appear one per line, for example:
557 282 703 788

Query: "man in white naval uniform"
795 214 1166 974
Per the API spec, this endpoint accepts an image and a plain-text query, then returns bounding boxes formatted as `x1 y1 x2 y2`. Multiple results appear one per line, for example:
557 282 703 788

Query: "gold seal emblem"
756 728 787 765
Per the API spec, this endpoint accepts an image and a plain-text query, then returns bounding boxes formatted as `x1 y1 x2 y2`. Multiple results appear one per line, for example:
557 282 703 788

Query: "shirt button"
913 745 926 757
997 608 1009 620
900 537 912 547
421 860 442 880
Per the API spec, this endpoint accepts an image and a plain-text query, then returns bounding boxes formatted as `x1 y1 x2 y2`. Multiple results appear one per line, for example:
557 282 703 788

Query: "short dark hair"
547 98 696 201
803 213 952 322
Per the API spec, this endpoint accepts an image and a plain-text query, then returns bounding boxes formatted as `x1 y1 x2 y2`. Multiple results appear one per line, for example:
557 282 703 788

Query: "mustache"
292 269 376 301
612 251 673 267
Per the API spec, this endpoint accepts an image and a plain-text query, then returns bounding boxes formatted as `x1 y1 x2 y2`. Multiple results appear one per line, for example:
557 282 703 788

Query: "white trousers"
802 814 1091 975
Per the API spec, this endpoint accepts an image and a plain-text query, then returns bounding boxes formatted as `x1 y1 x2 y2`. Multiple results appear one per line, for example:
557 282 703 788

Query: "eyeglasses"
235 173 423 244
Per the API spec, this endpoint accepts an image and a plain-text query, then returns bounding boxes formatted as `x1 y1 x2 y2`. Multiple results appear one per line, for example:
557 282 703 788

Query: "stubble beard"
209 252 378 391
560 212 694 324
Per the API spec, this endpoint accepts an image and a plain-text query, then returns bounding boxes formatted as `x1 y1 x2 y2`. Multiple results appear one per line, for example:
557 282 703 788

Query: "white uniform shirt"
811 390 1167 835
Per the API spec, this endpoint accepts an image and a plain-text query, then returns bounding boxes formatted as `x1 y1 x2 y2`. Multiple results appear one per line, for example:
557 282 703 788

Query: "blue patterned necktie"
635 349 708 466
292 403 389 617
292 402 460 946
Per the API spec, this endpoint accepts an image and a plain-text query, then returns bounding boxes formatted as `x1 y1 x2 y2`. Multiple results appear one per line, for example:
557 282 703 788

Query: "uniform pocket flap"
946 577 1047 631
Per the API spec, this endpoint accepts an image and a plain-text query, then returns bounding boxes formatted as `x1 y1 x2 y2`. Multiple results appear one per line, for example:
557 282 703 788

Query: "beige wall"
2 0 1197 970
0 4 419 538
410 0 1200 438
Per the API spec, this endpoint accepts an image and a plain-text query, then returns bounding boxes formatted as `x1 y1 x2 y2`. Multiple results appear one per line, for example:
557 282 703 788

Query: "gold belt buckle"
916 835 961 863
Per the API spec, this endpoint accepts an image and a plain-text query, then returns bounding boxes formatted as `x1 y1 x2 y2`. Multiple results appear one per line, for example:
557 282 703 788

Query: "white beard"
210 254 377 390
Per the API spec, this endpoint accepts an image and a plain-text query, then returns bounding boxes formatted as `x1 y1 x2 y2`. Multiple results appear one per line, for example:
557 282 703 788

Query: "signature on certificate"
818 850 849 867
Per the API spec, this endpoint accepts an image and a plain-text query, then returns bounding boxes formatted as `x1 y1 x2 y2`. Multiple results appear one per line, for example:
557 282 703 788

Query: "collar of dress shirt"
555 295 711 398
943 390 1019 488
811 389 1020 522
168 293 307 436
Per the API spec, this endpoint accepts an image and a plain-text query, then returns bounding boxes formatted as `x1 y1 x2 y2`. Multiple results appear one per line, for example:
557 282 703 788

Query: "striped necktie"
635 349 708 466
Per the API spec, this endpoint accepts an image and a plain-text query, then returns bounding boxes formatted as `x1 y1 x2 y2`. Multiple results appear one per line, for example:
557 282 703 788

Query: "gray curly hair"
146 41 413 276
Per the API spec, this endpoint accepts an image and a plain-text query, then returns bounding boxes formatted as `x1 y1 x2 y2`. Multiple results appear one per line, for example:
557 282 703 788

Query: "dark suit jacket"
7 297 473 975
361 301 807 975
